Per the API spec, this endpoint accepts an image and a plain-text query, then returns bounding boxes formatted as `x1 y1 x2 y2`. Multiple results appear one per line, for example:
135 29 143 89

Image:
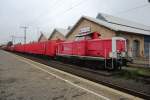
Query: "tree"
7 41 13 47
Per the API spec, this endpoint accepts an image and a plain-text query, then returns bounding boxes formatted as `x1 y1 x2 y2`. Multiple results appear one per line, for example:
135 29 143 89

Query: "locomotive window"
75 35 92 41
75 37 85 41
85 36 92 40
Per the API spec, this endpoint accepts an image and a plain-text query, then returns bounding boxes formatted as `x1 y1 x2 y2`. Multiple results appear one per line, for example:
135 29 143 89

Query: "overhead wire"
49 0 89 20
116 3 149 14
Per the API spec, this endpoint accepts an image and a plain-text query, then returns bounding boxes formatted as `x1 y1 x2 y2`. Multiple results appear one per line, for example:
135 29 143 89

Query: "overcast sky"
0 0 150 44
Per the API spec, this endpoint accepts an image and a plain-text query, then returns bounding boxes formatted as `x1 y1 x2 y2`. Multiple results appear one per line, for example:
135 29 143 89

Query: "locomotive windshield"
75 32 94 41
75 35 92 41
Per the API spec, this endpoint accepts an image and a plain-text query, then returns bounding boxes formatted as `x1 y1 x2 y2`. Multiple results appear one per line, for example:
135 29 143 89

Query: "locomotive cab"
75 32 127 70
109 37 127 59
108 37 127 69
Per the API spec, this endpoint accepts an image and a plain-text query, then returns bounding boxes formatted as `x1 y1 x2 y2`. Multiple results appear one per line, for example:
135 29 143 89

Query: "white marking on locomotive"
111 37 126 58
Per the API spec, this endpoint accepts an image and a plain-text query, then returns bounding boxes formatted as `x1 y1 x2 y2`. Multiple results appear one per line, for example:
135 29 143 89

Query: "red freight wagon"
13 44 21 52
10 46 14 51
35 42 46 55
57 42 73 55
26 42 45 55
45 40 58 57
21 40 59 57
29 43 34 54
31 42 38 54
26 43 31 53
72 40 86 56
17 44 24 53
23 44 28 53
24 43 32 54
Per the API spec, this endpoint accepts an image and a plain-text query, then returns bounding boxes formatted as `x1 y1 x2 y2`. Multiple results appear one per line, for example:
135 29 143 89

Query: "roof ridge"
107 21 150 32
96 13 150 31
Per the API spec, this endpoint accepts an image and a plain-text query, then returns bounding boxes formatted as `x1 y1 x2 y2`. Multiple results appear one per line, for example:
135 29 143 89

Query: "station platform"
0 50 142 100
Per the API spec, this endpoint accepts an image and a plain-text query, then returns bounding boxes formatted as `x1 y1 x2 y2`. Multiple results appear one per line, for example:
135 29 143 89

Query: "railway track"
14 52 150 99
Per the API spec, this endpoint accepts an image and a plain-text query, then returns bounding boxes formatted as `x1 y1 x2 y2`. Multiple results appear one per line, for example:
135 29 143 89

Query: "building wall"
38 36 47 42
66 19 116 40
116 33 144 57
66 18 145 58
49 31 65 40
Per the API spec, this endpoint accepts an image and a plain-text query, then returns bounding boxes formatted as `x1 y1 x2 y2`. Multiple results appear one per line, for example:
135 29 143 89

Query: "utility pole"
11 35 13 43
10 35 16 44
20 26 28 44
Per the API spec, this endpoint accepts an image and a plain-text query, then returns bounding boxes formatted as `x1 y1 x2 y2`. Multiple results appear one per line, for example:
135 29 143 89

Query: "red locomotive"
5 32 127 70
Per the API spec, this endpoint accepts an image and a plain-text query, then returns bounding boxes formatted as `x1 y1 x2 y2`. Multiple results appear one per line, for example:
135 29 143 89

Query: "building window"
132 40 140 57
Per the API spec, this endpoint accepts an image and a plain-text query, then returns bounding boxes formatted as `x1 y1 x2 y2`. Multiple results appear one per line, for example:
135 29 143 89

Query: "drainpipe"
149 43 150 67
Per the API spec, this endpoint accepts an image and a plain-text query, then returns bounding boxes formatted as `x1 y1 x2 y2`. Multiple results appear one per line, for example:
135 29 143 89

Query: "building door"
126 39 132 57
132 40 140 57
144 36 150 58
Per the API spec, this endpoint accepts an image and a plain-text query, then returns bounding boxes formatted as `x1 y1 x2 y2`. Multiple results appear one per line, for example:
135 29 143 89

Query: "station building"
65 13 150 58
38 33 48 42
49 28 69 40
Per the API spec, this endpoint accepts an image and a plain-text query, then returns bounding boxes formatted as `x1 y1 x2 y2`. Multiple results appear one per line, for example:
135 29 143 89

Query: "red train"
5 32 127 70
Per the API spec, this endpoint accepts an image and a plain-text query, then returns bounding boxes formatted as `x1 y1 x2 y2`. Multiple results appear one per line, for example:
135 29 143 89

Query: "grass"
114 67 150 80
138 68 150 77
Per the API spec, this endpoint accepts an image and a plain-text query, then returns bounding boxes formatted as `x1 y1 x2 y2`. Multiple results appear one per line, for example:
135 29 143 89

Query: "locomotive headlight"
109 52 117 58
121 52 126 57
109 52 113 58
